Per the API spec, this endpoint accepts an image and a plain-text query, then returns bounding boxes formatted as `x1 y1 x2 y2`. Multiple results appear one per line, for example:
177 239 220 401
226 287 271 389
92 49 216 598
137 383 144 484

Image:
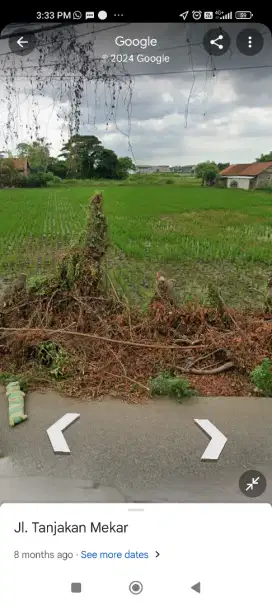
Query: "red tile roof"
220 162 272 177
220 164 251 176
240 161 272 176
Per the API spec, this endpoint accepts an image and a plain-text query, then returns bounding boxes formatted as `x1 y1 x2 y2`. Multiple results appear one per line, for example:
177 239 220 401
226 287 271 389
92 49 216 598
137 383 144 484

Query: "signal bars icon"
220 11 233 19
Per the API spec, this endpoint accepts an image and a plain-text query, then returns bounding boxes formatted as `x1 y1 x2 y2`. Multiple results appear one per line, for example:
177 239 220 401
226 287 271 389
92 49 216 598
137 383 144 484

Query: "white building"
170 165 196 174
136 165 170 174
220 162 272 190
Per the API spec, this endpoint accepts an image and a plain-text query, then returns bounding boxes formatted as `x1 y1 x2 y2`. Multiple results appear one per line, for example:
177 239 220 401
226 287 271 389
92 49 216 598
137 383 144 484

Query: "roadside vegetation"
1 183 272 310
1 190 272 401
1 140 272 399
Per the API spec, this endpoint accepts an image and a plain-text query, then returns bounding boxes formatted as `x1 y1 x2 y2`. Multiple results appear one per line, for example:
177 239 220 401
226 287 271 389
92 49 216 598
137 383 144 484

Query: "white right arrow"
194 419 227 460
47 413 80 454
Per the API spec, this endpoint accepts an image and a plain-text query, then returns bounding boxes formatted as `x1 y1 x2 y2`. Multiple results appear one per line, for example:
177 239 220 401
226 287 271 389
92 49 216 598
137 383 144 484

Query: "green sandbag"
6 381 28 427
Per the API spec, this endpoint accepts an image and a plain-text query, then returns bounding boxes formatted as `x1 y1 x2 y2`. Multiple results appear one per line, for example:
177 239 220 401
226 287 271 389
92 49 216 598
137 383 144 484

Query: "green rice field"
1 184 272 309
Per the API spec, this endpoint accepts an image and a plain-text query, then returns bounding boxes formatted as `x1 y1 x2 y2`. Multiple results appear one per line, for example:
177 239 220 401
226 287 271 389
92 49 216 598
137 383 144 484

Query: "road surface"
0 388 271 502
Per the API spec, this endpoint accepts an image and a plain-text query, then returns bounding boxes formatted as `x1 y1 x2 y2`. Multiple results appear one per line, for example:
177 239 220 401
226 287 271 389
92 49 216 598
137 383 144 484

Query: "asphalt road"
0 388 272 503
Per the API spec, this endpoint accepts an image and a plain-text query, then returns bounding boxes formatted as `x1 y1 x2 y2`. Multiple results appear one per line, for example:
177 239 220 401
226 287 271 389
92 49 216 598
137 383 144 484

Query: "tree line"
0 135 136 187
1 136 271 188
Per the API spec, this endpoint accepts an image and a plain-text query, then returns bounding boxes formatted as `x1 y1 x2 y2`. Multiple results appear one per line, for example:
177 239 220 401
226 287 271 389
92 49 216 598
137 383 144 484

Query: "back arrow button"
191 582 201 594
17 36 28 49
9 29 36 56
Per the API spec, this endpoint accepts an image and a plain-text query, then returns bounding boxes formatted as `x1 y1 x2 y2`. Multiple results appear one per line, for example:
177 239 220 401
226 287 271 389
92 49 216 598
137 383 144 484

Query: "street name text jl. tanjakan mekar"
14 521 129 536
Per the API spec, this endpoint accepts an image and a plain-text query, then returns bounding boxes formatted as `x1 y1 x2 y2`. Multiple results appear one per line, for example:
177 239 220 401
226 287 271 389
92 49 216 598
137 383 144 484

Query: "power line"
130 63 272 77
0 63 270 79
0 27 269 134
0 22 73 40
0 25 270 71
5 40 206 70
1 36 271 73
0 21 131 40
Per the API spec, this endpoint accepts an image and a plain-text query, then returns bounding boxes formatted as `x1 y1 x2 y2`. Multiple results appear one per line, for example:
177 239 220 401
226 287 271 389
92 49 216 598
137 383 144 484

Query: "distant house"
136 165 170 174
0 157 30 186
171 165 196 175
220 162 272 190
0 157 30 176
11 158 30 176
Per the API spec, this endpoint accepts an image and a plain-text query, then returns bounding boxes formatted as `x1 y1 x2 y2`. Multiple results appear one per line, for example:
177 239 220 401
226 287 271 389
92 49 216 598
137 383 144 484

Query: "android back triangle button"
191 582 201 594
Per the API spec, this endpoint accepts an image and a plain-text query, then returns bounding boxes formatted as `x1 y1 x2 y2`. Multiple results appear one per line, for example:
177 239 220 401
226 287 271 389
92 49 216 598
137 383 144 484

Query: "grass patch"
1 185 272 309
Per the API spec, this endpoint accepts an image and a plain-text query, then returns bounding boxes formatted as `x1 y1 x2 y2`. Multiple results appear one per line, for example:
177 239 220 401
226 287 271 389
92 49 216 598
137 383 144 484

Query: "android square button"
71 583 82 593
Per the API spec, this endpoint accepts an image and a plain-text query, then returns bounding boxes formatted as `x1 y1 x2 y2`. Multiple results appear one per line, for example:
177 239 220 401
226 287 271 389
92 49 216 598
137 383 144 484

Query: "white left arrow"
194 419 227 460
47 413 80 454
17 36 28 48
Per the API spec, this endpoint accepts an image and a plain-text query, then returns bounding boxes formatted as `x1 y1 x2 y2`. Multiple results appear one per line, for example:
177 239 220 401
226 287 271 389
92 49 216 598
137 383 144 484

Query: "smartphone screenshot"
0 7 271 602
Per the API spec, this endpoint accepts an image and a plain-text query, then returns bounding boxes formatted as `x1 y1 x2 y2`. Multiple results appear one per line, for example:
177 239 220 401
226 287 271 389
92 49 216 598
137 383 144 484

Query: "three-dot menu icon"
236 29 264 55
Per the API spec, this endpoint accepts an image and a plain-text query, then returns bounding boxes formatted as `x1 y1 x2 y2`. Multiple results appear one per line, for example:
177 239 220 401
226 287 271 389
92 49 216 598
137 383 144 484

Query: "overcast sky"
0 21 271 165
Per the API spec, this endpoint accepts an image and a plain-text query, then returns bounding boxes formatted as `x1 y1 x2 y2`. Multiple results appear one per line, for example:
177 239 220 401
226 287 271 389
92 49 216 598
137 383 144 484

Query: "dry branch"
185 347 226 369
0 327 207 350
106 372 150 392
177 361 235 375
173 337 202 346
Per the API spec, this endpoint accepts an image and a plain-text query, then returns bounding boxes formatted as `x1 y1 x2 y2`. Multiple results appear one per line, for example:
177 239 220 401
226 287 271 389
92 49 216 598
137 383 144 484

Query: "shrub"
43 171 57 181
260 187 272 193
150 371 197 400
62 178 80 186
165 178 174 184
47 174 62 186
216 176 227 188
251 358 272 396
0 173 25 188
20 172 49 187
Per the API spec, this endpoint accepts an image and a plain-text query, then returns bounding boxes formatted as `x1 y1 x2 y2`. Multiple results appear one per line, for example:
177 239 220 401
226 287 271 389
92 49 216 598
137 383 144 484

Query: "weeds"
0 372 29 392
150 371 197 400
251 358 272 396
27 274 53 294
36 341 68 379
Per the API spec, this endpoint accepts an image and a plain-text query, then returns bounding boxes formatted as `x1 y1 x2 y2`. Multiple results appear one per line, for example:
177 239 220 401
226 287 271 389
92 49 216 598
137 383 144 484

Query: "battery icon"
235 11 253 19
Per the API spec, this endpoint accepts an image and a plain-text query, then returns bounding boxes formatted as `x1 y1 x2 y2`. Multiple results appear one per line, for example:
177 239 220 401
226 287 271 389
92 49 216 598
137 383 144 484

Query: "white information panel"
0 502 271 603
